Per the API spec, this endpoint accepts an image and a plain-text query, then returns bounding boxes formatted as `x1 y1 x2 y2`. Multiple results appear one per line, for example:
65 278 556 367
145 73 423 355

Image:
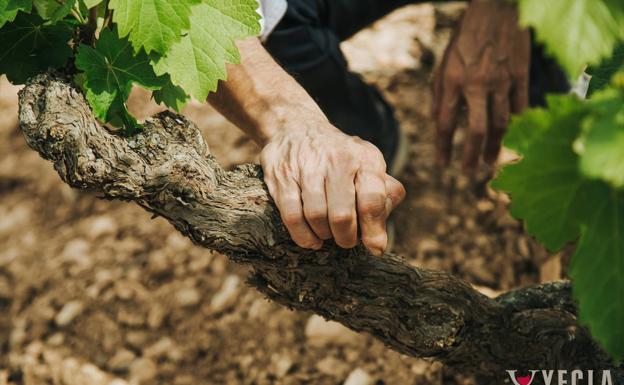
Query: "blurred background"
0 3 562 385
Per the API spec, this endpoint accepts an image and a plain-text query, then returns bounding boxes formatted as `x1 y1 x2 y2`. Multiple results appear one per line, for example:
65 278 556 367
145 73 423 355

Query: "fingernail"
370 247 383 257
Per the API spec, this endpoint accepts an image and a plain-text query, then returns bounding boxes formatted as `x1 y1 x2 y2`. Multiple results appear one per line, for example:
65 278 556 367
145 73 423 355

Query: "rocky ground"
0 4 563 385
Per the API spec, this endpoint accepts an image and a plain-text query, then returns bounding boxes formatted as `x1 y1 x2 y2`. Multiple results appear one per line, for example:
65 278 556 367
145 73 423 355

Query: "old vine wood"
17 73 622 378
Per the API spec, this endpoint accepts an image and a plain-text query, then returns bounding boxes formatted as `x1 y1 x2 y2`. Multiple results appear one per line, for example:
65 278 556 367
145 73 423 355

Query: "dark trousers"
264 0 568 158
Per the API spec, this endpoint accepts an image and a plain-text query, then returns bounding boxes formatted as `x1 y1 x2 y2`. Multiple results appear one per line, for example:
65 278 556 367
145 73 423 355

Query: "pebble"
344 368 373 385
108 349 136 371
46 332 65 347
60 239 92 270
417 238 440 257
129 358 157 384
147 253 170 276
116 308 145 327
125 331 149 350
147 304 166 330
517 237 531 258
166 232 190 251
476 200 495 213
304 315 360 347
144 337 182 362
447 215 461 228
210 275 240 313
86 216 117 239
175 287 201 307
316 356 350 377
272 354 293 378
55 300 85 327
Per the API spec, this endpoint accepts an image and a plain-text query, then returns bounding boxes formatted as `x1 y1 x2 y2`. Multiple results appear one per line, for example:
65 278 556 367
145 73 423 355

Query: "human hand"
260 119 406 255
433 0 531 170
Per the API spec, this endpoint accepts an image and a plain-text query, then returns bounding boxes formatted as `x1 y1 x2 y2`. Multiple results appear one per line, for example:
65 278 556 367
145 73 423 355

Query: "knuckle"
281 211 304 227
305 208 327 223
328 148 356 168
330 211 355 227
359 193 387 217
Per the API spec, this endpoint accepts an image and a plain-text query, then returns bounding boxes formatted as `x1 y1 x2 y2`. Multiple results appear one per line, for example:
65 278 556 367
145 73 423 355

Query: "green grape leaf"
576 90 624 188
493 92 624 359
108 0 201 54
76 28 163 133
587 43 624 95
492 95 591 250
152 0 261 101
153 80 189 112
569 185 624 360
33 0 75 21
81 0 102 8
518 0 624 76
0 0 31 27
0 13 72 84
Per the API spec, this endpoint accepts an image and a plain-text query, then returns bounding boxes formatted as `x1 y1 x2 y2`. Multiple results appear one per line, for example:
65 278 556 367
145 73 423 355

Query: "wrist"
254 98 333 147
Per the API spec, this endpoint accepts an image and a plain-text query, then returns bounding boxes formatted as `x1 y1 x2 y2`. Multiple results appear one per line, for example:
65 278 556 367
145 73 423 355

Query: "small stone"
166 232 189 251
116 308 145 327
125 331 149 350
316 357 350 377
447 215 461 228
248 298 271 319
55 300 85 327
147 253 170 276
108 349 136 372
305 315 360 347
476 200 495 213
176 287 201 307
129 358 157 384
344 368 373 385
114 282 135 301
464 218 477 231
61 239 93 271
46 332 65 347
210 275 240 313
144 337 174 360
147 304 166 330
417 238 439 258
517 237 531 258
87 216 117 239
272 354 293 378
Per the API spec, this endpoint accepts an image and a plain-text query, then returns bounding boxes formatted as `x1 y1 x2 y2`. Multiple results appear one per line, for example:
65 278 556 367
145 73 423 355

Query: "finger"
462 87 488 171
511 74 529 114
326 165 358 249
355 170 388 256
485 86 511 164
301 171 332 240
272 179 322 250
384 175 406 211
436 80 462 166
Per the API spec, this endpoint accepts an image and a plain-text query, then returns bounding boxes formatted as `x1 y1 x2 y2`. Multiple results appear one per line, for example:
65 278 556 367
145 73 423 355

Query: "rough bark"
17 73 622 379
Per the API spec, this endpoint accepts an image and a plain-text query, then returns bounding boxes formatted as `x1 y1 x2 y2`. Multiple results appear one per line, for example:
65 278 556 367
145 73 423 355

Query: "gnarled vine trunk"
17 73 622 381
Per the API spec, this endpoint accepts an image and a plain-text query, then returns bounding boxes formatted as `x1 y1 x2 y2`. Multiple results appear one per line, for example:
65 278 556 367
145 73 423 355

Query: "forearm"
207 37 328 147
